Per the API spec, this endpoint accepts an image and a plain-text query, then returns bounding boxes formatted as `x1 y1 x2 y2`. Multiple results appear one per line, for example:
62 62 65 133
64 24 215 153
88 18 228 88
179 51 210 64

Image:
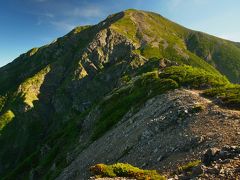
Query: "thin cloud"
34 12 55 26
43 13 54 18
168 0 208 8
34 0 50 2
65 6 104 18
50 21 75 31
30 2 105 30
170 0 182 8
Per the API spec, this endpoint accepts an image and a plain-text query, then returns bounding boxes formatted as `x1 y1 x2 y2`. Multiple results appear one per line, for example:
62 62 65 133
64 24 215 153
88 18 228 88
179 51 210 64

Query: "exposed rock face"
57 89 240 179
67 28 139 112
159 58 178 70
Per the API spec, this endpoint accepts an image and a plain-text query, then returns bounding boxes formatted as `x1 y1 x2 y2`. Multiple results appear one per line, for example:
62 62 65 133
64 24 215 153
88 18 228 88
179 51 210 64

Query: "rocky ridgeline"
175 146 240 180
57 89 240 179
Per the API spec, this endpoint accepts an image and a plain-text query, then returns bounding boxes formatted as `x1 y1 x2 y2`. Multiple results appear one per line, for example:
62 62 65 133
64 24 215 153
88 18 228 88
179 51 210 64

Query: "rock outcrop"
173 146 240 179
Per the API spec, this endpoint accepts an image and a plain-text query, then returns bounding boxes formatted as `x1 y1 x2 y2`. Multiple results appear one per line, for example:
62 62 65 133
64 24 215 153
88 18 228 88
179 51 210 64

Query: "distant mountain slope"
0 9 239 180
186 31 240 82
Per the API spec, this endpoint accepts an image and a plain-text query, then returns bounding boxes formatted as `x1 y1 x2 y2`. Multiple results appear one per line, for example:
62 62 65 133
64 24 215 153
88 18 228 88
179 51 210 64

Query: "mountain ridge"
0 9 240 179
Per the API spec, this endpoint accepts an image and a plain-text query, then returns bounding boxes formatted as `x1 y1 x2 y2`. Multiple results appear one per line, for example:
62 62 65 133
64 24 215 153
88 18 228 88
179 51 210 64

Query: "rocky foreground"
90 146 240 179
57 89 240 179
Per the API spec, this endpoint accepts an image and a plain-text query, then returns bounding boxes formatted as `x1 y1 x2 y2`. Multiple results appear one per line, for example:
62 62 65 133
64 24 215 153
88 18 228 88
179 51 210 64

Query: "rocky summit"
0 9 240 180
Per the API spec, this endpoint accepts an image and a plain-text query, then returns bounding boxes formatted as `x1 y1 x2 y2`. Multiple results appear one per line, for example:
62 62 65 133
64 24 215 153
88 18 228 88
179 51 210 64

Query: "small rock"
157 156 163 161
216 159 222 163
203 174 209 178
235 167 240 173
221 159 231 164
192 165 204 176
222 145 231 151
219 173 225 177
202 148 220 165
219 168 225 174
207 167 219 174
141 163 146 167
174 175 179 179
153 148 158 153
230 146 238 150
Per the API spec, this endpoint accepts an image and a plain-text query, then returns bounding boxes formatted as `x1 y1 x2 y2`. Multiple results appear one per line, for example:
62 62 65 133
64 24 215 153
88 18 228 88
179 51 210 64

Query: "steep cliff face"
0 9 240 179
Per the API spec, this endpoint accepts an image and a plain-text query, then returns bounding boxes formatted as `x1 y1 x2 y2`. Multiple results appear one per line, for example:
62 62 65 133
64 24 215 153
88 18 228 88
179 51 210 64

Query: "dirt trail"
184 89 212 103
184 89 240 115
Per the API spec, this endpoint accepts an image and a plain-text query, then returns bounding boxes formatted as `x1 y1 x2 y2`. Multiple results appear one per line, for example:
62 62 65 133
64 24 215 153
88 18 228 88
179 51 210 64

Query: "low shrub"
203 84 240 109
190 104 204 113
178 160 201 173
90 163 166 180
159 65 229 88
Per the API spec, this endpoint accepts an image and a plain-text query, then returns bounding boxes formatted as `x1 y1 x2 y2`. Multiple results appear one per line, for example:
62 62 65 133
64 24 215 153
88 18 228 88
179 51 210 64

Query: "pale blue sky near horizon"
0 0 240 67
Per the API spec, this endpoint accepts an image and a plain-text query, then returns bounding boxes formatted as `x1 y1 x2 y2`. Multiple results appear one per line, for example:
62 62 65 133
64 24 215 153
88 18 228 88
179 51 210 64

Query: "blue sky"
0 0 240 67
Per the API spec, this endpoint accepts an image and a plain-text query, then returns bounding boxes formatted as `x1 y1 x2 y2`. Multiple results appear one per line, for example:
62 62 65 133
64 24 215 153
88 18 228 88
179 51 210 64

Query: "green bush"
159 65 229 88
90 163 166 180
203 84 240 109
190 104 204 113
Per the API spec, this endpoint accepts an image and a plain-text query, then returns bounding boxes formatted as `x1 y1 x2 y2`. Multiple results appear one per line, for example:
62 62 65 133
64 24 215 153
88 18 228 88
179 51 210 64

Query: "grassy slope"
186 31 240 83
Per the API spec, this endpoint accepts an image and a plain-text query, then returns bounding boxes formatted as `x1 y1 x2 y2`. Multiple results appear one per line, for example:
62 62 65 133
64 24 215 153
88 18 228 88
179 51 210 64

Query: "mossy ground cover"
0 110 15 130
177 160 201 173
90 163 166 180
